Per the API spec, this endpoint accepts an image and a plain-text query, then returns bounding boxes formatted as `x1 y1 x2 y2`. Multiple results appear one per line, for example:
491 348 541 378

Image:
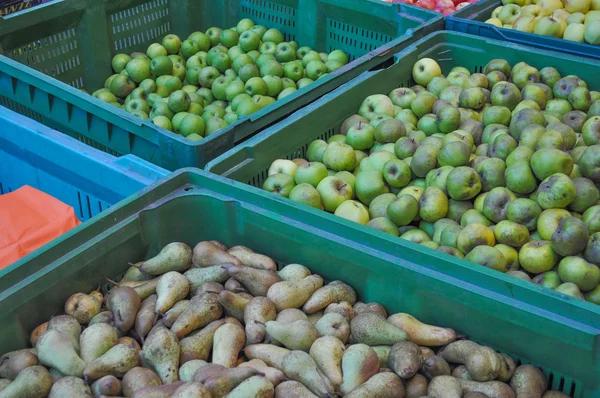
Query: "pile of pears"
0 240 571 397
92 18 348 141
262 57 600 305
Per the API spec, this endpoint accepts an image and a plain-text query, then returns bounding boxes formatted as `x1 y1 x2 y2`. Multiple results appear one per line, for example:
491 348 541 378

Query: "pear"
428 375 462 398
388 341 423 379
405 373 429 397
387 313 456 346
224 278 247 293
84 344 140 382
29 322 48 347
210 241 229 250
422 355 451 379
227 246 277 271
307 311 324 326
122 367 162 396
122 263 153 282
265 320 319 351
225 375 275 398
131 278 160 300
79 323 119 363
497 353 516 382
184 266 230 291
239 359 286 386
180 319 226 363
309 336 345 390
90 375 121 397
132 381 186 398
453 365 473 380
438 340 501 382
193 363 261 397
161 300 190 328
0 379 10 391
118 336 141 350
222 265 281 296
172 293 223 338
324 302 355 322
244 344 290 370
459 379 517 397
353 302 388 318
371 346 391 367
267 275 324 312
156 272 190 315
212 323 246 368
510 364 547 397
193 241 243 267
274 381 319 398
136 242 192 275
0 366 52 398
37 329 87 377
277 309 308 322
349 312 408 345
64 291 103 324
107 286 142 333
48 376 91 397
88 311 114 327
340 344 380 395
218 291 251 321
278 264 311 281
48 368 66 382
200 282 225 294
281 351 335 398
344 372 405 398
303 281 357 314
244 297 277 344
135 294 159 341
0 349 39 380
179 360 209 382
172 381 212 398
143 326 180 384
315 313 350 343
47 315 81 351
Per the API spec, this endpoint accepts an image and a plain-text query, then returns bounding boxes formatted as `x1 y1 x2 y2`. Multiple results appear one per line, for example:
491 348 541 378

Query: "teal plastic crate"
1 169 598 396
446 0 600 60
0 0 443 170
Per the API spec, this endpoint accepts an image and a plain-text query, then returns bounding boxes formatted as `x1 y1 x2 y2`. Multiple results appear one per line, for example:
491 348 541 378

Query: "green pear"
121 366 162 396
244 297 277 344
37 330 87 377
345 372 405 398
212 323 246 368
47 315 81 352
222 264 282 297
265 320 319 351
224 375 274 397
156 272 190 315
79 323 118 363
180 319 226 363
132 382 186 398
84 344 139 382
142 326 180 383
349 312 408 345
309 336 345 390
218 291 251 321
193 363 261 397
282 351 335 397
302 281 357 314
244 344 290 370
315 313 350 343
0 349 39 380
388 341 423 379
340 344 380 394
0 366 53 398
278 264 311 281
171 293 223 338
106 286 142 333
274 380 320 397
184 265 230 291
135 242 192 275
267 275 324 312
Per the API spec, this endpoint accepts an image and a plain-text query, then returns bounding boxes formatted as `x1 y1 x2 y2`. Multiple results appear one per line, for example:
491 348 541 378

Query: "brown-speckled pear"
340 344 380 395
244 344 290 370
171 293 223 339
344 372 405 398
171 381 212 398
265 320 319 352
510 364 547 397
405 373 429 397
218 291 252 322
142 326 180 384
244 297 277 344
459 379 516 398
438 340 502 382
48 376 91 397
421 355 451 379
155 272 190 315
132 381 186 398
239 359 286 387
222 264 281 296
388 341 423 379
121 366 162 396
135 294 159 341
228 245 277 271
179 319 226 364
0 366 53 398
212 323 246 368
309 336 345 391
0 349 39 380
278 264 311 281
136 242 193 275
274 380 319 397
315 313 350 343
353 302 388 318
64 291 103 324
107 286 142 333
324 302 355 322
349 312 408 346
427 375 462 398
302 281 357 314
193 241 243 267
84 344 140 382
179 360 209 382
90 375 121 397
37 329 87 377
225 375 275 398
282 351 335 398
267 275 324 312
47 315 81 351
79 323 119 363
193 363 261 397
387 313 456 346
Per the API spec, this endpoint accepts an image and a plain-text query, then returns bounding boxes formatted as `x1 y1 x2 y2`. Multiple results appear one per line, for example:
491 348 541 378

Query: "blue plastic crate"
446 0 600 60
0 105 169 221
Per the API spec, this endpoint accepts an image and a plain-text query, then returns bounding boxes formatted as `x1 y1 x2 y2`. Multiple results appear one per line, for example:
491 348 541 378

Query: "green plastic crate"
0 0 443 170
205 28 600 335
1 169 598 396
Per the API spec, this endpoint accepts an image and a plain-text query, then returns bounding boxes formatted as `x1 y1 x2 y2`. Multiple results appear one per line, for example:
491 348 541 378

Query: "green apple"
367 217 400 236
278 87 297 100
569 86 592 111
355 170 390 205
316 176 353 212
491 82 522 110
438 141 471 167
111 53 131 73
460 209 491 227
125 98 150 115
306 140 328 163
152 115 173 131
411 93 437 118
389 88 417 109
569 177 600 213
238 63 260 83
586 22 600 44
149 102 174 120
382 159 411 188
268 159 298 178
328 50 348 65
457 223 496 254
551 216 590 256
109 74 136 98
346 122 375 150
161 34 181 54
235 97 260 117
256 53 277 70
210 53 232 73
322 142 356 172
219 29 239 48
275 42 296 63
178 113 205 137
94 89 117 103
187 32 211 51
238 30 260 52
564 23 587 43
196 66 219 89
263 173 295 197
259 41 277 55
419 186 449 223
296 78 314 89
482 187 514 223
412 58 442 86
204 117 228 135
306 60 327 80
289 183 324 210
558 256 599 292
302 51 321 67
358 94 395 120
262 28 284 44
171 112 189 133
335 200 369 225
260 60 284 78
168 90 191 113
245 77 268 96
446 166 482 200
386 195 418 226
282 60 304 82
146 43 167 59
538 208 572 240
435 105 461 133
295 162 328 187
578 144 600 183
368 193 397 219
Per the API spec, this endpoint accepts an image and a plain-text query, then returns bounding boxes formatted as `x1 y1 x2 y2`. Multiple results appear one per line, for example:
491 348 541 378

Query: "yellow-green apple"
358 95 395 120
533 16 565 37
269 159 299 178
317 176 353 212
334 200 370 225
289 183 324 210
412 58 442 86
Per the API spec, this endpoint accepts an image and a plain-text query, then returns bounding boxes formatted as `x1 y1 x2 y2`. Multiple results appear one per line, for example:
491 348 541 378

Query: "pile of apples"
91 19 348 141
486 0 600 44
381 0 477 15
262 57 600 304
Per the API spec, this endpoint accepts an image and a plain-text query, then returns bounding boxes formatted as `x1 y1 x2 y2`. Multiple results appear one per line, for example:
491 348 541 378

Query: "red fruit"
441 7 455 14
456 2 470 8
437 0 455 8
415 0 436 9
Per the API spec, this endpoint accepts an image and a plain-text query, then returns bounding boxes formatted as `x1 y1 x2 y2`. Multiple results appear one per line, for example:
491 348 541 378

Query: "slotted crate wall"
0 0 443 169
